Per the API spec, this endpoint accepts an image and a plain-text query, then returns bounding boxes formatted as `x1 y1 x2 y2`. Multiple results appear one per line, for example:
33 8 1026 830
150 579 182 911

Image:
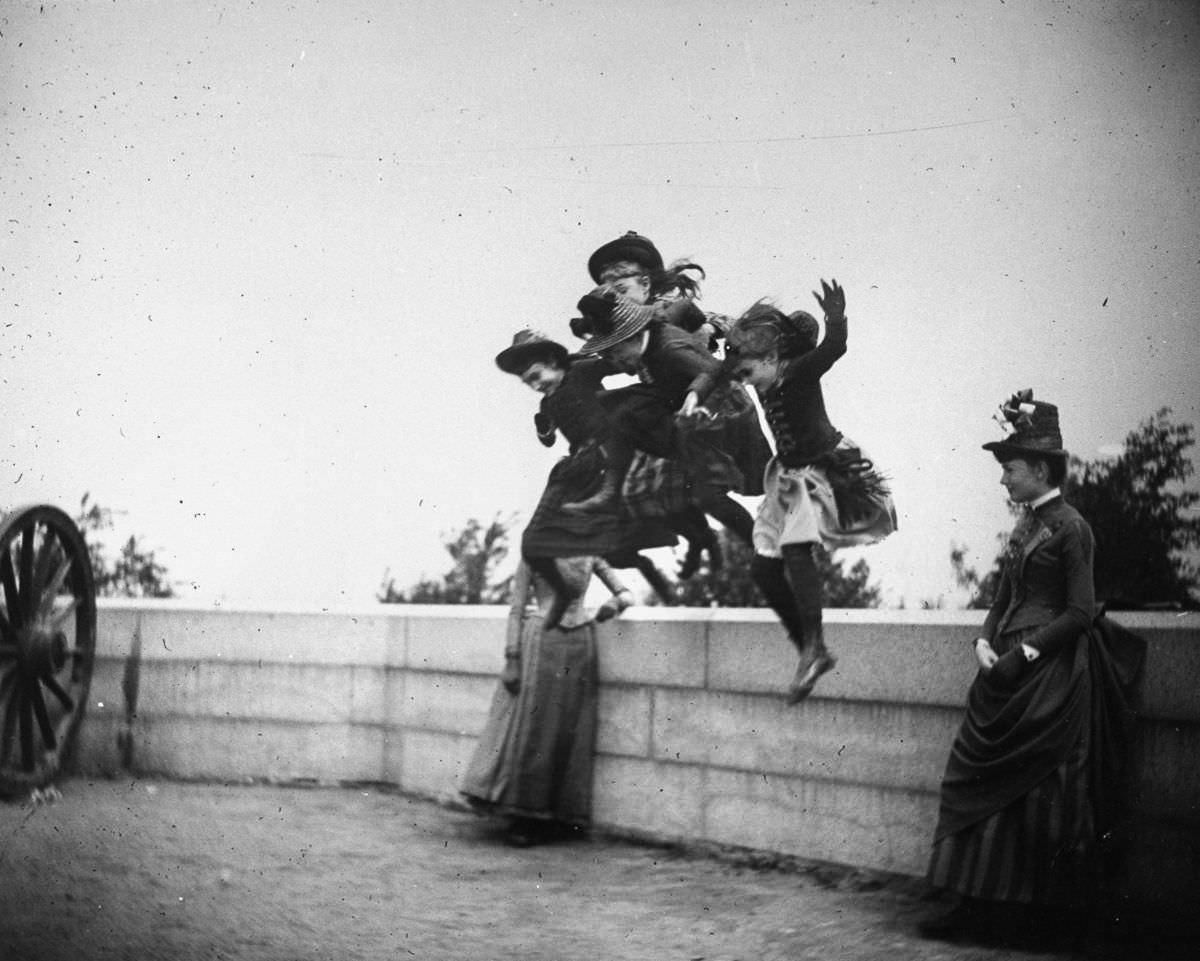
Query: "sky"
2 0 1198 611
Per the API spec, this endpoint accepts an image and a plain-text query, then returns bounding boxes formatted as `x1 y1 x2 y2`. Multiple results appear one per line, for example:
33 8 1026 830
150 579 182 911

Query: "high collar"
1030 487 1062 512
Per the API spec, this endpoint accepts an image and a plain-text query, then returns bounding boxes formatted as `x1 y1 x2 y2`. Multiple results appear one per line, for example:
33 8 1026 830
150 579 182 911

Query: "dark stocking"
750 554 807 651
701 494 754 547
781 542 825 653
606 551 675 605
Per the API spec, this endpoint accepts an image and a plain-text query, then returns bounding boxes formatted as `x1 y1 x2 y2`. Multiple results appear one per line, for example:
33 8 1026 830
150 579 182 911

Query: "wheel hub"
18 625 68 677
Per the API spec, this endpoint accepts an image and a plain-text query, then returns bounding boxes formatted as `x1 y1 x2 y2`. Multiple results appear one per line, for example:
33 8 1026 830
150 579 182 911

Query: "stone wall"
75 601 1199 909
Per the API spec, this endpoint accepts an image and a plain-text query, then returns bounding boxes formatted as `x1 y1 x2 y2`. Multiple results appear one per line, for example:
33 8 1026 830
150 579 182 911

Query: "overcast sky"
3 0 1198 610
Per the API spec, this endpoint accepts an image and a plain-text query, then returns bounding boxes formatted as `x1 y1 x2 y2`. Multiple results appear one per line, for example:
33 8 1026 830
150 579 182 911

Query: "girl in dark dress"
577 232 772 574
563 291 758 554
920 391 1145 945
725 279 896 703
495 330 677 614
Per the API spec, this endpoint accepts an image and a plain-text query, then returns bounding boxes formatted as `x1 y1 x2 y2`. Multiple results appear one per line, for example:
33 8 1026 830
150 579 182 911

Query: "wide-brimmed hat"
495 329 569 374
575 289 658 354
587 231 664 283
982 389 1068 458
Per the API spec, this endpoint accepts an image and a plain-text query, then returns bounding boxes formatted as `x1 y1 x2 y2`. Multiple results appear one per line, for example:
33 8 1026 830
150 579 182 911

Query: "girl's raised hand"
814 278 845 321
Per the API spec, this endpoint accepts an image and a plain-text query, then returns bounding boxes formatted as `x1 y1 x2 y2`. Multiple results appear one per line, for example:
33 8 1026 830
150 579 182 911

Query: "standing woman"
922 391 1145 945
460 554 632 847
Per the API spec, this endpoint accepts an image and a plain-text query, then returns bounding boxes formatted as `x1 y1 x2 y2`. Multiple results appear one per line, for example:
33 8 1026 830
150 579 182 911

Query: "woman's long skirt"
460 614 598 826
927 618 1145 905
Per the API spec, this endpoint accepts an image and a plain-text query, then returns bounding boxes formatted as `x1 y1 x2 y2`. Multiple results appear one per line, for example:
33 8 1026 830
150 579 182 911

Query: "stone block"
134 661 357 723
401 729 477 798
703 767 939 875
399 671 498 736
596 685 652 758
70 712 124 777
596 615 706 687
591 755 703 839
652 688 959 792
1136 620 1200 721
96 605 143 659
348 664 387 725
132 717 384 784
135 608 391 666
405 609 507 674
708 612 979 707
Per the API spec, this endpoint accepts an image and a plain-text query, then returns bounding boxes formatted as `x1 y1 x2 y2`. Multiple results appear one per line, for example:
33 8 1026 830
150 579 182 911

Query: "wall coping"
97 597 1196 633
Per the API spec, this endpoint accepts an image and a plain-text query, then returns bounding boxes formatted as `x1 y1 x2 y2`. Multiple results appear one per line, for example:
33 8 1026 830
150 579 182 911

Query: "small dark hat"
575 288 659 354
587 231 664 283
495 329 569 375
982 389 1068 458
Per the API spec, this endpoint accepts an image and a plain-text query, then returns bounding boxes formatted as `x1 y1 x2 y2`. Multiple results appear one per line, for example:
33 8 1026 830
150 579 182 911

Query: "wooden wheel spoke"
49 597 79 632
0 643 16 661
42 674 75 712
0 548 21 630
30 530 56 612
18 524 35 621
36 554 73 623
0 611 12 643
29 682 57 752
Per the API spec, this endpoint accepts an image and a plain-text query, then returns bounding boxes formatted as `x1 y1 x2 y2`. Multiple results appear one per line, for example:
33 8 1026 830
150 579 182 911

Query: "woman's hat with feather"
982 389 1068 458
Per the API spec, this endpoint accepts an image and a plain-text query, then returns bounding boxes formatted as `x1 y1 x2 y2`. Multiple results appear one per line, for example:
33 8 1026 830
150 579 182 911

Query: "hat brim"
579 314 653 354
587 236 663 283
982 440 1068 458
495 340 568 374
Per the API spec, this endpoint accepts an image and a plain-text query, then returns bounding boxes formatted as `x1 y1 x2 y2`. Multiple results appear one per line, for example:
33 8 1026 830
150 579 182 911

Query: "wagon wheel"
0 505 97 796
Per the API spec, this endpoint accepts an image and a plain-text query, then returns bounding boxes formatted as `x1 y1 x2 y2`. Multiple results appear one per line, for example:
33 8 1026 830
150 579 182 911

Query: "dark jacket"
537 356 614 451
759 313 846 467
638 321 721 409
983 496 1096 658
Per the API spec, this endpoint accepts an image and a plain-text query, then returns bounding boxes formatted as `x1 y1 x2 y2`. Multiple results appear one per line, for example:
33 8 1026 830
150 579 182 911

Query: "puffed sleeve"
1026 517 1096 657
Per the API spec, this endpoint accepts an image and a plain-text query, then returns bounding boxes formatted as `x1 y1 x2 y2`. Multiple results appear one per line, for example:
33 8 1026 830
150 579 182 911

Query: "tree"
75 493 177 598
671 529 883 608
951 408 1200 610
379 514 516 604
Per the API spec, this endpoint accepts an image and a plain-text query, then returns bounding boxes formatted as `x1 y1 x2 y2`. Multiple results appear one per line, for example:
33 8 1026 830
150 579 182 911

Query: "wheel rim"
0 505 97 791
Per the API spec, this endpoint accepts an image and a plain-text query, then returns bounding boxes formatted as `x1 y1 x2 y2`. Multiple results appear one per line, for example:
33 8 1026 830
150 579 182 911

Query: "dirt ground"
0 778 1190 961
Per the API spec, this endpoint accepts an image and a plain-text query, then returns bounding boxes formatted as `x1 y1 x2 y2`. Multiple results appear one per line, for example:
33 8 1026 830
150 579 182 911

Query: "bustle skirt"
927 617 1145 905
